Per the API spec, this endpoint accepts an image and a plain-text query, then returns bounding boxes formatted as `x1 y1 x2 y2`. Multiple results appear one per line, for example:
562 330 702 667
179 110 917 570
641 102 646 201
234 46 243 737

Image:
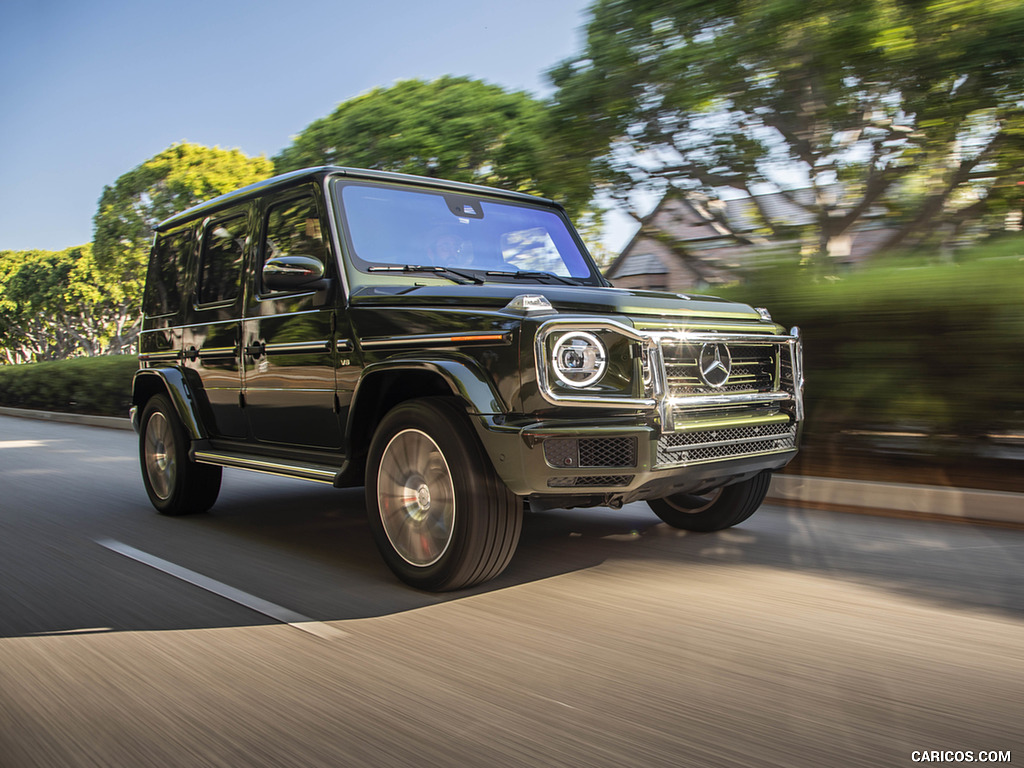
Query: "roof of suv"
155 166 558 232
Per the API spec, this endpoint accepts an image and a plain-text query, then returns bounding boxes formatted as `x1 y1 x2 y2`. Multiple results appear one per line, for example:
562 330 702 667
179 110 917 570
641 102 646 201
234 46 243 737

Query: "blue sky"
1 0 627 253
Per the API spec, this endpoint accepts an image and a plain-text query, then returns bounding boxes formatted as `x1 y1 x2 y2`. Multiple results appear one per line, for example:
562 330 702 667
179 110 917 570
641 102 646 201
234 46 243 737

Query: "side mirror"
263 255 329 292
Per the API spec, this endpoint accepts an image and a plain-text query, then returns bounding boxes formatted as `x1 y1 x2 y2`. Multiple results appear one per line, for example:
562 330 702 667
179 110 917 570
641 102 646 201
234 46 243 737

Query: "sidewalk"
766 474 1023 527
0 405 132 431
3 406 1021 526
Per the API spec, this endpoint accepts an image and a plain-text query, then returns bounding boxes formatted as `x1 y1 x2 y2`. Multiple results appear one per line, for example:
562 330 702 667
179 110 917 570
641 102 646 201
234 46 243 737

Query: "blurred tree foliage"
0 245 138 362
550 0 1024 261
274 76 594 219
92 142 273 317
720 242 1024 454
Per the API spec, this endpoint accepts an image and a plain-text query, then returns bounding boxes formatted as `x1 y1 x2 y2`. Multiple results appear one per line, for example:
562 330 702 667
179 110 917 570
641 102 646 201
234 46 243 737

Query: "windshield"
334 181 599 284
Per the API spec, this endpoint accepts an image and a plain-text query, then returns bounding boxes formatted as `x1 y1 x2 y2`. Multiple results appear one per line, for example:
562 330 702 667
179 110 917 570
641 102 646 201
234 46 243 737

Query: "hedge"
0 355 138 417
720 244 1024 455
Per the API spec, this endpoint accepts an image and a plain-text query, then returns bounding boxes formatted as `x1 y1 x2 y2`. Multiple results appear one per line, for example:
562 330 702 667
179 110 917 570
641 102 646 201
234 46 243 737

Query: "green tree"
274 76 593 218
549 0 1024 262
92 142 273 305
0 245 136 363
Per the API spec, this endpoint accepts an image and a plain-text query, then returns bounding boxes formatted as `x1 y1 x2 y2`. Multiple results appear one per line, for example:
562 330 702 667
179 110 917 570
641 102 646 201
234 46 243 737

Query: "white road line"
96 538 348 640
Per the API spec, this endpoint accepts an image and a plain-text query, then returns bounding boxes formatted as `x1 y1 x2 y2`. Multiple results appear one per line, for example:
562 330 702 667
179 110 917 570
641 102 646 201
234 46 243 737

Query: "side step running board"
192 450 340 485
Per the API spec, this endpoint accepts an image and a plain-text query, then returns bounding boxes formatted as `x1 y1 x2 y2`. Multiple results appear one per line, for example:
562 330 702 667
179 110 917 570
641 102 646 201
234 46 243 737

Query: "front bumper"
474 412 800 506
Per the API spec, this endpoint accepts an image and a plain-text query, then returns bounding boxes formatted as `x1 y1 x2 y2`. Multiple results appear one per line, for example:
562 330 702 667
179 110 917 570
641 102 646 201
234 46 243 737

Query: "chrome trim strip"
789 326 805 421
654 331 789 345
198 346 237 359
138 351 181 362
193 451 337 484
241 308 326 322
144 318 239 330
142 309 322 332
336 339 353 352
264 340 331 354
666 391 792 409
362 332 512 349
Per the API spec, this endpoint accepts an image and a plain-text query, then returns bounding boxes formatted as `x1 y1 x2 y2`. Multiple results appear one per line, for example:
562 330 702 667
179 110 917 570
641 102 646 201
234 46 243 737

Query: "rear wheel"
366 397 522 591
647 471 771 532
139 394 221 516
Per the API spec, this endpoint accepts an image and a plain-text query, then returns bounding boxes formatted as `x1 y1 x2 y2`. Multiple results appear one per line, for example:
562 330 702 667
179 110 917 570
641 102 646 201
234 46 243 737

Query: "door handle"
245 342 265 359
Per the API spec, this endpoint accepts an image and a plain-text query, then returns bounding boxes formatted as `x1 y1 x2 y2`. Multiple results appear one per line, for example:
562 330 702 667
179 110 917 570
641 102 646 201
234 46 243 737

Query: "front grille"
662 343 777 397
656 423 797 466
548 475 634 488
780 351 795 393
544 437 637 468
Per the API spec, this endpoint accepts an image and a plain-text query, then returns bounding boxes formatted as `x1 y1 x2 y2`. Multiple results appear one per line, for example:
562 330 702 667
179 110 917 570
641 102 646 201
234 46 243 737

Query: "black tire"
139 394 222 516
365 397 522 591
647 470 771 532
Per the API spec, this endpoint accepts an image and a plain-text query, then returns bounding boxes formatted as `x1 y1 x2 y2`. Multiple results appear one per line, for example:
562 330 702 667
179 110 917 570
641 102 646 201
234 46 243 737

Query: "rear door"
181 207 250 439
242 186 343 449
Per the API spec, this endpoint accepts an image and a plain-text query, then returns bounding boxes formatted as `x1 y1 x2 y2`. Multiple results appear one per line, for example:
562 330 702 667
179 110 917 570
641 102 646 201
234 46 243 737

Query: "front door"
242 187 343 450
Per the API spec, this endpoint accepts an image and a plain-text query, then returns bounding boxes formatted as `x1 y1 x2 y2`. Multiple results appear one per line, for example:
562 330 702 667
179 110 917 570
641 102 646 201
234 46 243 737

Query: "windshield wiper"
485 270 583 286
368 265 483 285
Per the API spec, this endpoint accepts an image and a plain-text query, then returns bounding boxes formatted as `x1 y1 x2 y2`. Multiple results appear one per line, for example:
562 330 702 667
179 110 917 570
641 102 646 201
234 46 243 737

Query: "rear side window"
260 195 328 293
197 215 247 305
144 228 191 317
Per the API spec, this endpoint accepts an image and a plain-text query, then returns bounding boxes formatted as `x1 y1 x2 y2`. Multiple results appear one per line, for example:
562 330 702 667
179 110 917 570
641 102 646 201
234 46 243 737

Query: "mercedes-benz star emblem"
698 343 732 388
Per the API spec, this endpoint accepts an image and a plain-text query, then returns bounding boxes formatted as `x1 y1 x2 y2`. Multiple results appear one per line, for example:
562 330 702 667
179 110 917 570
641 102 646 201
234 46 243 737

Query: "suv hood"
350 283 763 322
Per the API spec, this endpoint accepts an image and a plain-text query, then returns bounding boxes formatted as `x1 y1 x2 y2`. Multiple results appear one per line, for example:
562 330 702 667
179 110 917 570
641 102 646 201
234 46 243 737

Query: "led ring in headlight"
551 331 607 388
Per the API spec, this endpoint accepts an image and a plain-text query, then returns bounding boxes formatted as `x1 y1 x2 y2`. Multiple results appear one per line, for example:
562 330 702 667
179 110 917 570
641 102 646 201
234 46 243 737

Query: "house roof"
611 252 669 278
605 183 897 280
604 188 732 277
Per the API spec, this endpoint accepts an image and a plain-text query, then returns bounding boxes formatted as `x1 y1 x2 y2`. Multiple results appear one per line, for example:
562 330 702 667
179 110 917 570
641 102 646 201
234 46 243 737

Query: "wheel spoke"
144 412 176 501
377 429 455 567
377 462 407 489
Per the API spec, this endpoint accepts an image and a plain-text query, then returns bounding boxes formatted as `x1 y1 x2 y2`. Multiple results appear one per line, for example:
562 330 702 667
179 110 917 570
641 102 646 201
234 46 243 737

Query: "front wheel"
139 394 221 516
647 471 771 532
365 397 522 591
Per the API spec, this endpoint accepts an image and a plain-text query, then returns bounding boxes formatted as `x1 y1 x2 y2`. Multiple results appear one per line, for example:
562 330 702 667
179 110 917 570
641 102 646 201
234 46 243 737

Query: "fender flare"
351 356 507 416
131 368 208 440
344 356 508 454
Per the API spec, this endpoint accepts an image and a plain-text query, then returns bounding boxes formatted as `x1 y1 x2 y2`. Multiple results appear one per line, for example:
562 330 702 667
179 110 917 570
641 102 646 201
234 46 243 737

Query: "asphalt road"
1 414 1021 768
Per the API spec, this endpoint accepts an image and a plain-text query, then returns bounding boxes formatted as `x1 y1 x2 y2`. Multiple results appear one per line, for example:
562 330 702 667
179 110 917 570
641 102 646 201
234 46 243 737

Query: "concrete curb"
2 406 1021 526
0 406 133 431
768 474 1023 526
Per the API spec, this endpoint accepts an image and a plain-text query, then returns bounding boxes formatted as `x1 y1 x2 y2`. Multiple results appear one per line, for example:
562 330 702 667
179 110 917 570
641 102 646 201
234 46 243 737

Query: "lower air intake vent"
657 423 797 466
544 437 637 468
548 475 634 488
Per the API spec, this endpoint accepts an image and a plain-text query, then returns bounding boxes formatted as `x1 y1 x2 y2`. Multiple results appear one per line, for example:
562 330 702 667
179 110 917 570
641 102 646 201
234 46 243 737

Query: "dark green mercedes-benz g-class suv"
132 166 804 591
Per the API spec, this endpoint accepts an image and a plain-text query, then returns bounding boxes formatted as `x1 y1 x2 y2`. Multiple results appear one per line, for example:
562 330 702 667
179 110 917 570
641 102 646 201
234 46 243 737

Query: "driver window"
261 194 328 293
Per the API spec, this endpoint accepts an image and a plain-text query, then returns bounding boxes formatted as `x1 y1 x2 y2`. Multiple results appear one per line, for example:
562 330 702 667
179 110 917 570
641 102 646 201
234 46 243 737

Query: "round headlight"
551 332 607 388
